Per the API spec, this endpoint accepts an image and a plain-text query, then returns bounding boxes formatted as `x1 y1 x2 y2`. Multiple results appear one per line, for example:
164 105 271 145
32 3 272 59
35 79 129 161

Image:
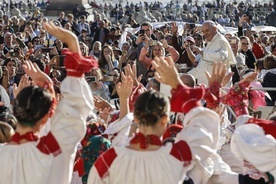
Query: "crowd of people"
88 0 273 26
0 1 276 184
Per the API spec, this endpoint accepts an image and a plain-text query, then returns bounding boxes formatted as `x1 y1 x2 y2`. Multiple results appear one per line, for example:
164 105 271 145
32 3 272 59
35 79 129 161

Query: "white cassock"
87 107 223 184
188 32 236 85
0 76 93 184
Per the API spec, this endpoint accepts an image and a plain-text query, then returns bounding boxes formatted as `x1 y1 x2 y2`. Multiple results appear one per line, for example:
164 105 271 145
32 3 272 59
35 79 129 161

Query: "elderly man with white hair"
189 20 236 85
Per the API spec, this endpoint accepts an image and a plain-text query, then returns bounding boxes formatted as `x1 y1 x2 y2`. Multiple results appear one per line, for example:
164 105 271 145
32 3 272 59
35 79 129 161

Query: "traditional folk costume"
0 50 97 184
205 74 276 183
231 116 276 184
87 84 223 184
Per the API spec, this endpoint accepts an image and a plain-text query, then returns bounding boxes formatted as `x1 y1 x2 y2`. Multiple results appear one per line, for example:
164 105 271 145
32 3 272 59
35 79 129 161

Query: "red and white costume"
104 113 133 147
0 50 96 184
87 85 223 184
231 117 276 181
0 77 93 184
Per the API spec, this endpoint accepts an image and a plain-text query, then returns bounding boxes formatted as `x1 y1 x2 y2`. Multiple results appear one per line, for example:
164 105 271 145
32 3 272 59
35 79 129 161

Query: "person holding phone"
238 14 255 30
139 38 179 70
171 21 197 68
87 68 111 102
133 22 157 77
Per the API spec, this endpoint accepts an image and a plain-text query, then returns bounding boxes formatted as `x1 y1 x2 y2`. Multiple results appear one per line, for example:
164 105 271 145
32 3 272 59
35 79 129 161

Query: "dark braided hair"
134 90 170 126
13 86 52 127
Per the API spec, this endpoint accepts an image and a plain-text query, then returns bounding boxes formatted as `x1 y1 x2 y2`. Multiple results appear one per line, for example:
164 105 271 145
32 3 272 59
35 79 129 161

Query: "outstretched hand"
93 96 113 111
23 60 52 84
13 74 31 98
152 56 182 89
205 62 227 86
124 64 142 86
116 72 133 100
171 22 178 34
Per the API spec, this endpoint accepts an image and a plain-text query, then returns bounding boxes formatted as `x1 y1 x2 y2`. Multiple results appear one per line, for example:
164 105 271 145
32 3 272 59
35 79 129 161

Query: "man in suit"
67 14 80 36
90 13 102 38
92 20 109 45
57 11 67 27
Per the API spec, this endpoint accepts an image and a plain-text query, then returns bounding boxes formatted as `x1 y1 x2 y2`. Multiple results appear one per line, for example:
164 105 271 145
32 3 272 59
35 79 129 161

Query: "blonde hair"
150 42 165 59
0 122 14 143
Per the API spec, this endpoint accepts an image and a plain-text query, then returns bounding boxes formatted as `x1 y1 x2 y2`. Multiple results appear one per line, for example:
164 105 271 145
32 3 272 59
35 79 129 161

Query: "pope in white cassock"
188 20 236 85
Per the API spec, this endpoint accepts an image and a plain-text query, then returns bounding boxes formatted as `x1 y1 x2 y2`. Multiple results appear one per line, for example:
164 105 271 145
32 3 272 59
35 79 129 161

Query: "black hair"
13 86 52 127
140 22 153 30
32 36 41 44
3 58 17 68
134 90 169 126
271 43 276 53
264 55 276 69
0 105 17 130
33 59 46 72
0 106 17 130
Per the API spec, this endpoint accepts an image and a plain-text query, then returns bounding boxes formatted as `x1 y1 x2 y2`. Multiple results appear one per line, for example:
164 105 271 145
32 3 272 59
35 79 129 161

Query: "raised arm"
161 39 180 62
138 46 152 68
152 56 204 114
42 22 98 183
116 71 133 121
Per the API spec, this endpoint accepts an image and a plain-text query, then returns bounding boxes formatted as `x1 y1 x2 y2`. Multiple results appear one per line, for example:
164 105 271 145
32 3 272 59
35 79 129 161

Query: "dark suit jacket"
90 21 98 37
92 27 109 45
171 34 194 67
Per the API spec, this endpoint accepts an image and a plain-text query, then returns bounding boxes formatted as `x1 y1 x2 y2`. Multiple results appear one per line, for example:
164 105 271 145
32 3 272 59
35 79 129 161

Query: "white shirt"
87 107 222 184
0 76 93 184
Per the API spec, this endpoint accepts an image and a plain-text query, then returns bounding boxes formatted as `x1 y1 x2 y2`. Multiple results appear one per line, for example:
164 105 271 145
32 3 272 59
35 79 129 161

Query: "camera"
189 23 196 29
139 29 145 35
86 76 97 83
41 47 52 53
9 47 19 57
56 55 65 67
230 39 237 44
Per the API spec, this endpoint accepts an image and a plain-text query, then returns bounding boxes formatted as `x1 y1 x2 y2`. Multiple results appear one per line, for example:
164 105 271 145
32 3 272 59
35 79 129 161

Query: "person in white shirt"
189 20 236 85
0 22 97 184
88 56 226 184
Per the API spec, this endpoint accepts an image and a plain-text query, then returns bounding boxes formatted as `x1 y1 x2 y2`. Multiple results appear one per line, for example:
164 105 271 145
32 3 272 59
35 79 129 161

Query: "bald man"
180 74 196 87
188 20 236 86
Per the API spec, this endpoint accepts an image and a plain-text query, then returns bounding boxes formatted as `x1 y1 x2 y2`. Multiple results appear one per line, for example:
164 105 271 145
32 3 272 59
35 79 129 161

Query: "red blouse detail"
170 84 205 114
129 132 162 149
94 148 117 178
10 132 39 144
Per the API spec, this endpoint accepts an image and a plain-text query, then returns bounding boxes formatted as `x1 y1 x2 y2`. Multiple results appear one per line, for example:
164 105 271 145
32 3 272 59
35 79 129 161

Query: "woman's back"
88 141 193 184
0 143 53 184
